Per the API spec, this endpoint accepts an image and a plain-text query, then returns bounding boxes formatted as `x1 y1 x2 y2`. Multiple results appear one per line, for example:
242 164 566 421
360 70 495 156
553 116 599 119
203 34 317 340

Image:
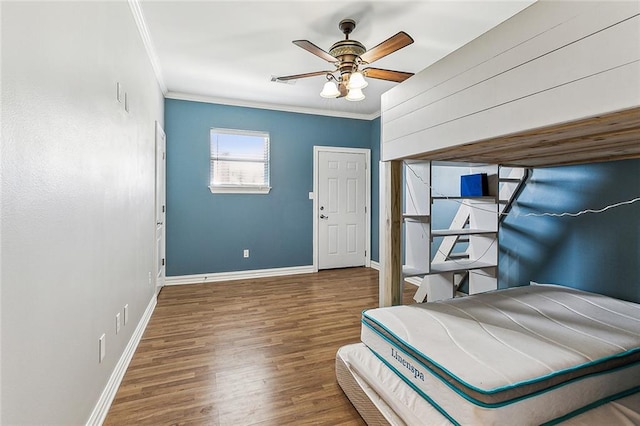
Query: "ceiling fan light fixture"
346 87 365 102
347 71 368 90
278 19 415 103
320 80 340 98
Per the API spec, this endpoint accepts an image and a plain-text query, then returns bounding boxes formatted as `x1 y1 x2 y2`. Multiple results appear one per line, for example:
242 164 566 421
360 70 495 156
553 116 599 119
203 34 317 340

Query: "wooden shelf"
431 228 496 237
402 266 430 277
448 252 469 259
431 260 496 273
401 161 500 300
431 196 496 202
403 214 430 223
403 259 497 276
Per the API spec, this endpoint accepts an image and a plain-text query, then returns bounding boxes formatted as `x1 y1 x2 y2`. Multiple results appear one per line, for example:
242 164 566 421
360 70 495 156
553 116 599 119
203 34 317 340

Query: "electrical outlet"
148 272 152 286
243 249 249 258
124 304 129 326
116 312 121 334
99 334 106 363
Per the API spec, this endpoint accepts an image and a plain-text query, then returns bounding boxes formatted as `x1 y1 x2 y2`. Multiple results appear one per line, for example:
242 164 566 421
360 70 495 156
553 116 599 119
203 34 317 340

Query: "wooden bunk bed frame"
379 0 640 307
341 2 640 423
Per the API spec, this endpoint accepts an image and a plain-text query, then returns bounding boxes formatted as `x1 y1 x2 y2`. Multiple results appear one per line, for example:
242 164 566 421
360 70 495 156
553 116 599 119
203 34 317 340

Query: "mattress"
336 342 640 425
361 284 640 425
336 342 450 425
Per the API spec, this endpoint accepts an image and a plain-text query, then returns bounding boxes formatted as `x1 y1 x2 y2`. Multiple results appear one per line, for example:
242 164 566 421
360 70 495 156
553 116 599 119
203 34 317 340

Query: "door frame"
154 121 166 293
313 146 371 272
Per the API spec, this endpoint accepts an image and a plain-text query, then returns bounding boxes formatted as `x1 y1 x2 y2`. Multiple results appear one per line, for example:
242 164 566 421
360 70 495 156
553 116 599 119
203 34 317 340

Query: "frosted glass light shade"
320 81 340 98
346 87 365 101
347 71 368 90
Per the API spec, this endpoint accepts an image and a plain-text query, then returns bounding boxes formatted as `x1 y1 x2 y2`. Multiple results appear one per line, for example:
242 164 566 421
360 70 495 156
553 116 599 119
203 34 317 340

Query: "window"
209 128 271 194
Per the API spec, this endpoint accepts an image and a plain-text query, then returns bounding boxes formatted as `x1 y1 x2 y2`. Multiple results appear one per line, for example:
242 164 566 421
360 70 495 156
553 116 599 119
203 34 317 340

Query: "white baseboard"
370 260 380 271
86 295 157 426
165 265 316 286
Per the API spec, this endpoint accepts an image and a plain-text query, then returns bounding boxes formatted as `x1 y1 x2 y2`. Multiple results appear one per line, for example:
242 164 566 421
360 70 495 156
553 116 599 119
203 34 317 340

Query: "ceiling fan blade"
362 67 414 83
275 71 334 81
293 40 337 63
359 31 414 64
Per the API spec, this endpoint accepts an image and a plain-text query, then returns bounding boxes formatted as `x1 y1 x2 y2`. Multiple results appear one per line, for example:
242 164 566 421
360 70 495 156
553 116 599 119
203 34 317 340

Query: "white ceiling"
139 1 536 119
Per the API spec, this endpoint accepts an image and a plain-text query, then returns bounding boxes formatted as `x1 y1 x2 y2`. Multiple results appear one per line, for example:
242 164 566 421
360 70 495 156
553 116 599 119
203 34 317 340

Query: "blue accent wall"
499 158 640 303
165 99 373 276
165 98 639 303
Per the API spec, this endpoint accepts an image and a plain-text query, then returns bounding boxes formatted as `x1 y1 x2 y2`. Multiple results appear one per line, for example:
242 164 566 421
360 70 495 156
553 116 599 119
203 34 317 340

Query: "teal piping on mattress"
361 318 640 409
541 386 640 426
362 311 640 396
367 348 461 426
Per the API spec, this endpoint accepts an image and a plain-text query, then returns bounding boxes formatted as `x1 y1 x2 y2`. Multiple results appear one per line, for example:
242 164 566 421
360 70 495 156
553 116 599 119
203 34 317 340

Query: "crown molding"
128 0 167 94
165 91 381 121
126 0 383 120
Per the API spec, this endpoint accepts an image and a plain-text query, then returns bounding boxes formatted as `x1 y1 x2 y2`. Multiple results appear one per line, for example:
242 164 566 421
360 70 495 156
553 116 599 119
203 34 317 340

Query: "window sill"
208 185 271 194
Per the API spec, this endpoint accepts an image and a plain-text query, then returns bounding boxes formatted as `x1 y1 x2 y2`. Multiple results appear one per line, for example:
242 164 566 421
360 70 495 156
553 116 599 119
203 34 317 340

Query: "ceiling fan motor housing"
329 40 366 78
330 19 367 80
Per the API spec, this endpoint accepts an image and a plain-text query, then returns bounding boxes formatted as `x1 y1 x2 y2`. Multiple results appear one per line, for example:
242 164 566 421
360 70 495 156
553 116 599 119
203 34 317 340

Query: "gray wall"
1 2 164 423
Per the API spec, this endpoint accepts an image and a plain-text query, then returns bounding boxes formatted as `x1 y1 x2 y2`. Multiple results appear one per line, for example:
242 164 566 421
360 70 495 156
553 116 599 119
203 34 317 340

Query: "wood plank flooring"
105 267 415 425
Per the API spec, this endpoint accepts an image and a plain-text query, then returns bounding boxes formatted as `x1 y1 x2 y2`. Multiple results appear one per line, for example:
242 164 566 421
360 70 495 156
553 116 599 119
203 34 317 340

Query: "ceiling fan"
275 19 414 101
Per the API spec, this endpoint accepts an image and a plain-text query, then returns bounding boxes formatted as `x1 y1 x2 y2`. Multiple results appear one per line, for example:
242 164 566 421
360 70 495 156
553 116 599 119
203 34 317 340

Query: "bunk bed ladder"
498 167 530 222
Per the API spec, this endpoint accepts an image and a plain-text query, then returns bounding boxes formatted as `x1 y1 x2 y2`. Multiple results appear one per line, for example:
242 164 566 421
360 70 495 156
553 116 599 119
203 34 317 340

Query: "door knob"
320 214 328 219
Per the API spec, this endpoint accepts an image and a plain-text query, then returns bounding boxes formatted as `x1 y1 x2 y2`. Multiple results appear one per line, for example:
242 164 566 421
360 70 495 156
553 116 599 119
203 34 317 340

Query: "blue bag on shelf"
460 173 488 196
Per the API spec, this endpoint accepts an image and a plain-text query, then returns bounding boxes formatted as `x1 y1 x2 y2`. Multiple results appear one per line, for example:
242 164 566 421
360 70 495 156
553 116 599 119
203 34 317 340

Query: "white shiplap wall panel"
381 1 583 114
383 3 639 128
385 61 639 161
384 17 639 146
381 1 640 161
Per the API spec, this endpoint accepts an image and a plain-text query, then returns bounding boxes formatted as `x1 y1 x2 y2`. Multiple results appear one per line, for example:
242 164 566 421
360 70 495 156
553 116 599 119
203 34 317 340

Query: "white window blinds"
209 128 271 194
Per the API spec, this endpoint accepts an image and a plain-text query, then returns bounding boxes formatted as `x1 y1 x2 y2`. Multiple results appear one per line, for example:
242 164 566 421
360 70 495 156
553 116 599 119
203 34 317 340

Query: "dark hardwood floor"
105 267 415 425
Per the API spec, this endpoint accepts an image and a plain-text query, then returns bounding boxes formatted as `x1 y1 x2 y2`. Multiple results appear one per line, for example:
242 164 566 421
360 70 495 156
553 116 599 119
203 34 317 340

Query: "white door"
318 151 366 269
155 122 166 290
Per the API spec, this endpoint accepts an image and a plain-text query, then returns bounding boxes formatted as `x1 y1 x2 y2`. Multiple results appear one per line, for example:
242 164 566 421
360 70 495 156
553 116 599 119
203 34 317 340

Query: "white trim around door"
154 121 166 294
313 146 371 272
